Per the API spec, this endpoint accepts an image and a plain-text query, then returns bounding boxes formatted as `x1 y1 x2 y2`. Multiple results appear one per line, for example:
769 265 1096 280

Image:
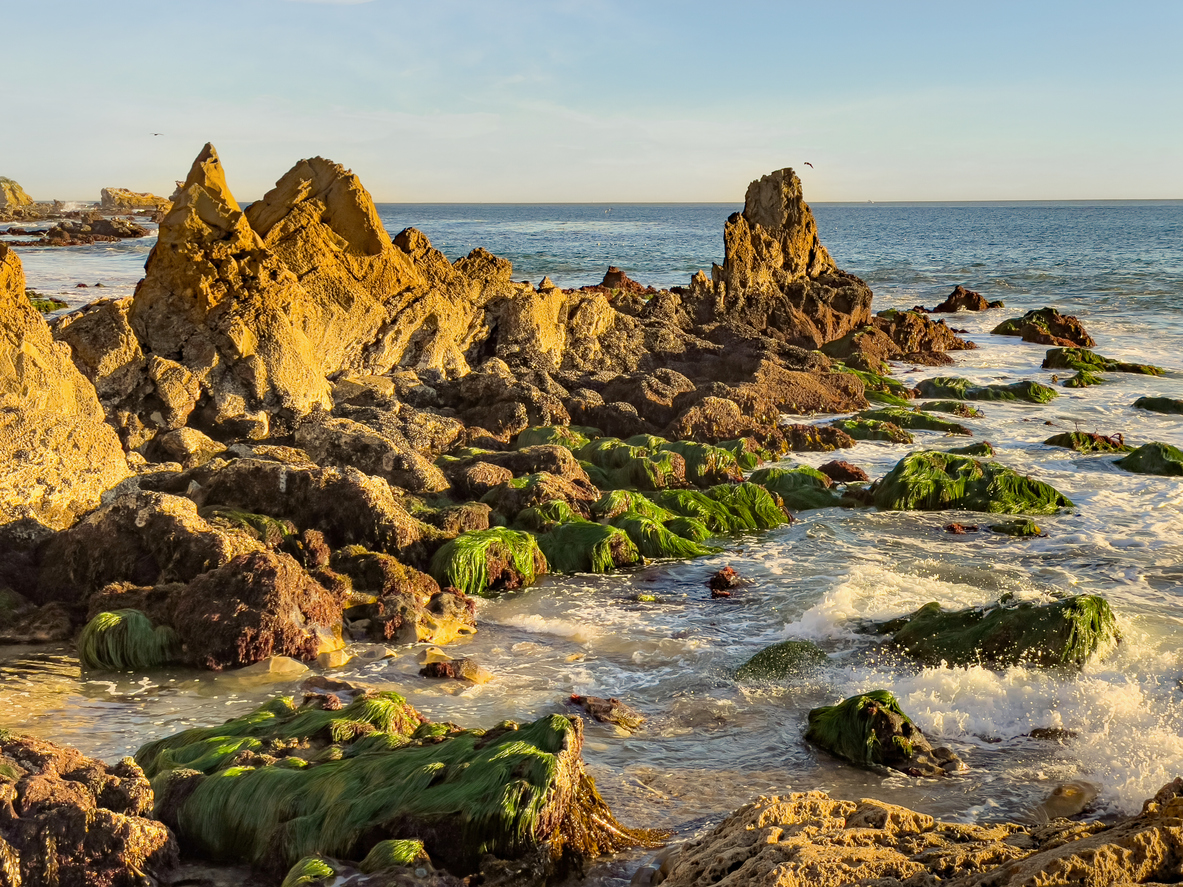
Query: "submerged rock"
992 307 1095 347
830 417 913 443
0 731 178 886
1114 441 1183 476
817 460 869 483
749 466 849 511
871 451 1073 514
989 518 1044 537
137 694 659 878
1044 431 1132 453
1132 395 1183 415
857 406 972 435
871 594 1119 668
0 242 128 529
569 694 646 731
735 639 827 681
917 376 1058 403
805 690 964 776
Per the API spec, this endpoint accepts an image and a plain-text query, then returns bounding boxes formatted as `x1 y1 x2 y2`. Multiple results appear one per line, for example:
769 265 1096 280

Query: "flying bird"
152 133 163 136
804 162 814 168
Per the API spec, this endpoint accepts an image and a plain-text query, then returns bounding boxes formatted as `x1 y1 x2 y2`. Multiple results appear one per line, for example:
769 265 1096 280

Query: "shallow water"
3 201 1182 877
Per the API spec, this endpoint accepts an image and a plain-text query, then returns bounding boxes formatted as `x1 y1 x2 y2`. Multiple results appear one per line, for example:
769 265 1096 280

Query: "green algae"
359 839 429 873
537 521 640 574
574 438 684 490
592 489 675 522
429 528 546 597
989 519 1043 537
514 425 601 450
199 506 295 547
144 705 656 876
945 441 995 457
514 499 582 532
701 483 790 530
715 438 775 470
281 857 338 887
805 690 915 769
917 376 1058 404
1062 369 1104 388
874 595 1119 668
1044 432 1133 454
651 489 742 533
648 439 743 486
748 466 846 511
924 400 985 418
858 408 971 435
1115 442 1183 477
830 418 913 444
872 451 1073 514
608 512 720 560
1133 396 1183 415
26 290 68 313
78 609 182 672
736 640 828 681
1042 347 1163 376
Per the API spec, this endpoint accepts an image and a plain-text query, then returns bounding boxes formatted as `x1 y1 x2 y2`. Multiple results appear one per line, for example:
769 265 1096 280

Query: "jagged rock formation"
99 186 171 212
0 243 127 529
686 168 873 348
656 781 1183 887
0 176 32 211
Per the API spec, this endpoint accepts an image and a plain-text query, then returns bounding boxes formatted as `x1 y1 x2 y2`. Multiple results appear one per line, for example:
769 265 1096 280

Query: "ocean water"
3 201 1183 876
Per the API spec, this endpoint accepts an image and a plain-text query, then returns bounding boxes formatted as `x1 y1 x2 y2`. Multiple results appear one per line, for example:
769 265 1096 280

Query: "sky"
2 1 1181 202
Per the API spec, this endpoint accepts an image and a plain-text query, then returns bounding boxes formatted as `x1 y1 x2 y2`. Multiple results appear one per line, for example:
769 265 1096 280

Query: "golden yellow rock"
316 649 353 669
0 176 33 210
0 243 128 528
100 187 171 213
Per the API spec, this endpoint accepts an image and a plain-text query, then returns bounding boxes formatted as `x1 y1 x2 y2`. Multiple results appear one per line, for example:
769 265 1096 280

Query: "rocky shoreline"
1 146 1181 886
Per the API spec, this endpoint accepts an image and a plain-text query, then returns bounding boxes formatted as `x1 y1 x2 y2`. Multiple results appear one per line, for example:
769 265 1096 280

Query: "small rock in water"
708 566 744 598
1026 727 1079 741
818 459 870 483
317 649 353 669
419 658 494 684
569 694 646 731
944 522 980 534
235 655 310 679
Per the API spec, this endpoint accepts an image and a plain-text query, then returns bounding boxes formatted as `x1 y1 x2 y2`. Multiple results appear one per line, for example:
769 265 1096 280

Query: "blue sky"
2 1 1180 201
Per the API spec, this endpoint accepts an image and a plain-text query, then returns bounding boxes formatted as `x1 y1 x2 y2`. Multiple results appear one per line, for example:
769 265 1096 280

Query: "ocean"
4 201 1183 879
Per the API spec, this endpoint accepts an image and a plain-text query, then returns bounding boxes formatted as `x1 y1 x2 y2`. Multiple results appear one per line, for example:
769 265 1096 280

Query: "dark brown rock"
818 460 869 483
451 462 514 499
0 732 177 887
930 285 993 313
782 424 854 452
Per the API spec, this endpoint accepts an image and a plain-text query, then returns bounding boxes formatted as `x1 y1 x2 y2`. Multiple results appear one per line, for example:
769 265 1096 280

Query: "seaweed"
1062 369 1104 388
749 467 848 512
944 441 995 457
514 499 582 532
537 521 640 574
591 490 675 522
917 376 1058 404
871 451 1073 514
514 426 601 450
651 489 746 532
575 438 686 490
649 440 743 487
663 515 713 542
989 519 1043 537
924 400 985 418
145 708 660 876
608 512 720 560
874 595 1119 668
829 419 913 444
281 857 338 887
359 839 429 873
199 506 295 547
703 483 790 529
735 640 828 681
1043 347 1163 376
1115 442 1183 476
1044 432 1132 454
805 690 914 768
77 609 182 672
428 528 547 598
858 408 971 435
715 437 777 469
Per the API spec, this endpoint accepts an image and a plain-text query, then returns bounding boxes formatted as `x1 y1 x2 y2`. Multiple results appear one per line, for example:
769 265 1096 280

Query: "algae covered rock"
871 451 1073 514
829 418 913 444
858 407 971 435
429 528 547 597
736 639 827 681
1042 346 1162 375
1133 395 1183 415
1044 431 1132 453
749 466 848 511
873 594 1119 668
989 518 1043 537
537 521 640 574
1114 442 1183 476
805 690 962 776
917 376 1058 403
139 694 658 877
945 440 995 457
992 307 1094 347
